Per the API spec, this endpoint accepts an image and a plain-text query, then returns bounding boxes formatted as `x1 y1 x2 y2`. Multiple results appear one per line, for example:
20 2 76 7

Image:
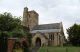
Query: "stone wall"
22 7 39 30
32 32 48 47
28 11 38 30
31 32 64 47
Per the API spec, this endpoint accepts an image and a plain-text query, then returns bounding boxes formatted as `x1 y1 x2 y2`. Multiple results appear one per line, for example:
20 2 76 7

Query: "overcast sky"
0 0 80 38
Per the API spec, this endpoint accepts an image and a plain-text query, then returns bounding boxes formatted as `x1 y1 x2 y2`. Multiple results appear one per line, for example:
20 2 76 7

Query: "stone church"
22 7 65 47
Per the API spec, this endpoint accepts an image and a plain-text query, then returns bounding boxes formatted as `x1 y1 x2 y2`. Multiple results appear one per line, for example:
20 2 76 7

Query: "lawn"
38 46 80 52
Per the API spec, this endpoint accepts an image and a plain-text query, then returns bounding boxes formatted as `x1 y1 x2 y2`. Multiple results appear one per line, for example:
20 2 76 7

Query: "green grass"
38 46 80 52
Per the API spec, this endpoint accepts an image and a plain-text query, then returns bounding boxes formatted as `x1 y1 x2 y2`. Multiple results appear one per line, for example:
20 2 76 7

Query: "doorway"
35 37 41 47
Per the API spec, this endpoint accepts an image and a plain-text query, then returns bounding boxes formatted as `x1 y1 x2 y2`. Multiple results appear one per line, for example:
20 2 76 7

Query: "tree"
0 12 23 52
22 26 32 46
0 12 32 52
67 23 80 46
0 12 21 32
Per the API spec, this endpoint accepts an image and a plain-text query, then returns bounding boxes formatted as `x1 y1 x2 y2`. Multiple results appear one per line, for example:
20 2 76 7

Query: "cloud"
0 0 80 38
0 0 26 16
27 0 80 38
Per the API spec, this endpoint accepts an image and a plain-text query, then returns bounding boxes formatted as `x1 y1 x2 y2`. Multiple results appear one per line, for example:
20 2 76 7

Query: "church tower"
22 7 39 30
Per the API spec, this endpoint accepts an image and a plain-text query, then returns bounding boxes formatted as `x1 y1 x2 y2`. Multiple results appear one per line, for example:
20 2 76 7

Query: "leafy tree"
0 12 28 37
0 12 32 52
67 23 80 46
0 12 21 32
0 12 23 52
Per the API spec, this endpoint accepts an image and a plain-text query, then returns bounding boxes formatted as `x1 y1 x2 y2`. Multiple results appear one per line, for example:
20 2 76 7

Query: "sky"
0 0 80 38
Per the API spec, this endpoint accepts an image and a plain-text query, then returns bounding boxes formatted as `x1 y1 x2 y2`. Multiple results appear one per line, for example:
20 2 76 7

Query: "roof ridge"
38 22 60 26
32 22 61 30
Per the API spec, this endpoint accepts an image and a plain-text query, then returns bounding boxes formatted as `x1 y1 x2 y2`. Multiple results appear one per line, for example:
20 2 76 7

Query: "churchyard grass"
38 46 80 52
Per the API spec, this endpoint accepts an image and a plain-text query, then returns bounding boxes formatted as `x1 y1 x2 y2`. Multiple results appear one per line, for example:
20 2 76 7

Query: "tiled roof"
32 23 61 30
